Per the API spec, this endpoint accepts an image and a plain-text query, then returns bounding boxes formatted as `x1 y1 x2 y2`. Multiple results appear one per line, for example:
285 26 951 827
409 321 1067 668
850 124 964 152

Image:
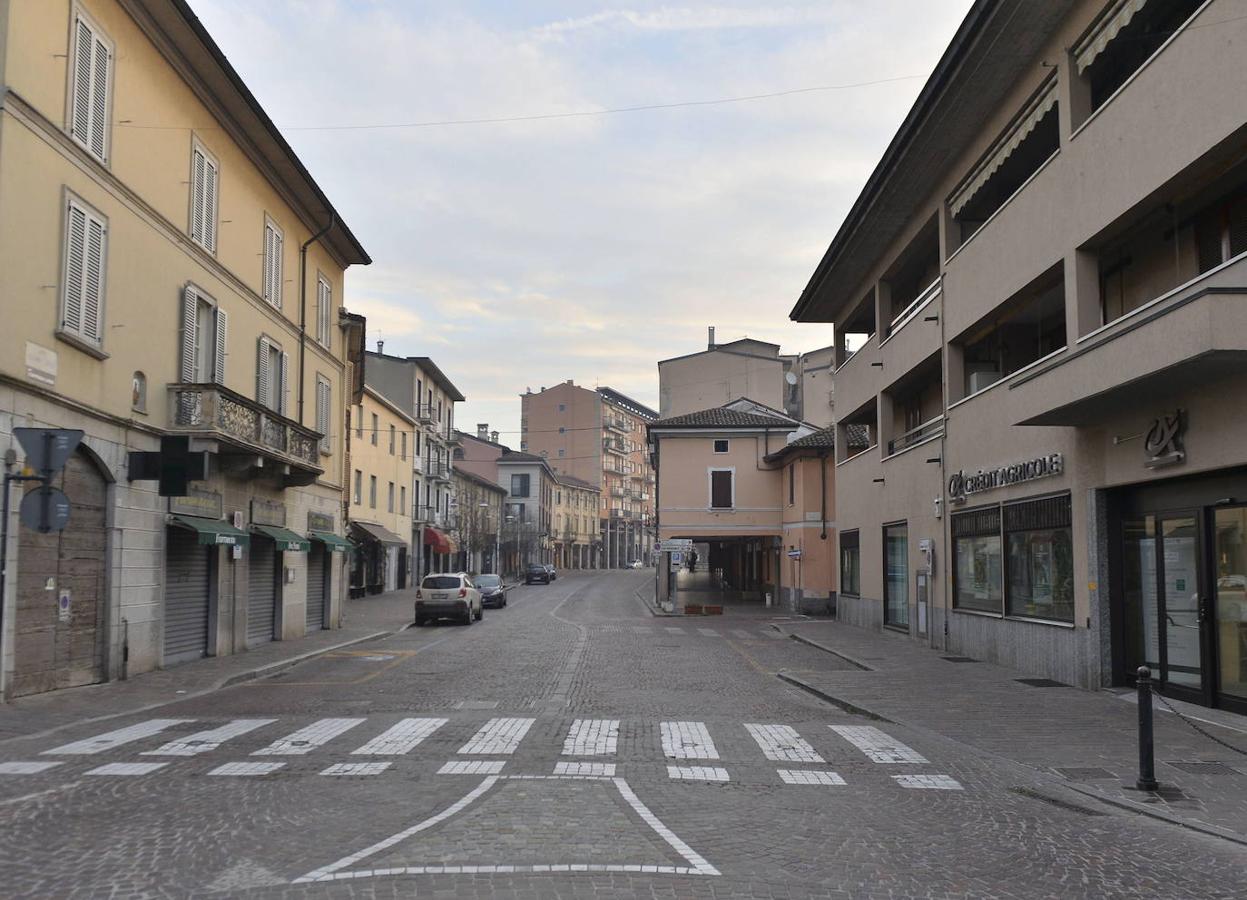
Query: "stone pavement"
0 587 420 744
777 618 1247 845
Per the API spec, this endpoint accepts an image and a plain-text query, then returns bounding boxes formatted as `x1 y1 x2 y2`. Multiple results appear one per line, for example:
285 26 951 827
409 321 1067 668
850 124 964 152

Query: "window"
559 427 566 434
511 474 531 497
371 413 378 445
387 482 395 513
400 431 407 460
131 372 147 413
389 424 396 455
559 404 566 412
883 523 909 629
400 485 406 514
369 475 377 509
840 531 860 596
356 405 364 438
1004 495 1073 622
316 274 332 347
709 469 733 509
953 506 1003 614
69 10 112 164
713 439 729 454
316 376 332 454
263 219 283 307
60 193 107 350
189 140 219 253
353 470 362 505
255 337 287 414
179 286 224 384
788 465 795 506
558 449 565 458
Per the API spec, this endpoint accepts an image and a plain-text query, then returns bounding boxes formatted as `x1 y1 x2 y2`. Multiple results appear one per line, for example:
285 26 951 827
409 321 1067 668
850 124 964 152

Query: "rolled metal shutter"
247 536 277 647
306 542 326 631
164 526 210 664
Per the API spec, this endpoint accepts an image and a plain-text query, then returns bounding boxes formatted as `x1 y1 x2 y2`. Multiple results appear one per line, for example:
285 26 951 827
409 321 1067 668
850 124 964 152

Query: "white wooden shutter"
88 33 110 161
180 286 198 382
272 228 282 307
203 156 218 252
278 351 290 416
191 146 218 252
213 307 227 385
317 380 331 452
264 223 282 306
256 336 270 404
82 216 105 343
71 15 110 163
191 148 206 245
71 19 93 149
63 202 88 336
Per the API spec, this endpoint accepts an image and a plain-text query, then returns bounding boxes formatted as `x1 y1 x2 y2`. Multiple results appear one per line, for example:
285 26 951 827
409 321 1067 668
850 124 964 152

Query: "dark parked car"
525 563 550 585
476 573 507 608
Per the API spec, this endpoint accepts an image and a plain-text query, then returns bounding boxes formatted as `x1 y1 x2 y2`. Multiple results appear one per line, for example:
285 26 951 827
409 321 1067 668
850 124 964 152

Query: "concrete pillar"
1065 248 1101 346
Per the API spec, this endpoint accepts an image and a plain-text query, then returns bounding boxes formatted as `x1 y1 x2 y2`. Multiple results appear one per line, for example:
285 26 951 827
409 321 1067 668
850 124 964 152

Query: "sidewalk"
777 619 1247 845
0 589 418 744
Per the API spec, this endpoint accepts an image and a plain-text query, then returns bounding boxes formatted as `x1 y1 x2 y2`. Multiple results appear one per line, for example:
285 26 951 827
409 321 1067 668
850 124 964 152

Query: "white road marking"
696 627 720 637
614 777 720 875
667 765 729 782
0 761 62 775
777 769 845 786
664 626 684 634
85 762 167 776
893 774 962 790
208 762 285 776
562 719 619 756
630 626 652 634
745 723 825 763
661 721 719 759
142 719 276 756
731 629 753 639
302 863 705 881
830 725 928 763
321 762 391 776
458 717 535 755
438 760 506 775
253 718 365 756
553 761 616 776
43 719 193 755
352 718 447 755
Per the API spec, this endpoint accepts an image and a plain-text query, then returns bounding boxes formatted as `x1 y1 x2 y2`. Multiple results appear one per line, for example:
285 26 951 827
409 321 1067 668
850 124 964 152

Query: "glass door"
1158 514 1205 700
1214 506 1247 709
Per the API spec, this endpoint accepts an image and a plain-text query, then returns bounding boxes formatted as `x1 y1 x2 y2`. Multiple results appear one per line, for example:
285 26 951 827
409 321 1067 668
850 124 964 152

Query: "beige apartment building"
520 382 657 567
552 474 601 570
792 0 1247 713
347 386 414 595
0 0 369 697
450 467 506 576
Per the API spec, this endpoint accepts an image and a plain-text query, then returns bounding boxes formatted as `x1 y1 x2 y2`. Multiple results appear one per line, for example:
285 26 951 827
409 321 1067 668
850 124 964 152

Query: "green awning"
170 515 250 547
251 524 310 552
309 530 352 552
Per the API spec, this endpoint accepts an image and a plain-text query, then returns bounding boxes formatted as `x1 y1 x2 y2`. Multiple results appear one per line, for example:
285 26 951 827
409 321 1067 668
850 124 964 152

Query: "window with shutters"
316 375 332 454
179 286 226 384
388 482 395 514
400 485 407 515
59 193 107 352
389 424 396 455
356 405 364 438
369 476 377 509
709 469 733 509
68 9 112 164
353 470 362 505
189 139 219 253
400 431 407 460
263 218 283 307
371 413 379 445
255 336 287 414
316 274 332 347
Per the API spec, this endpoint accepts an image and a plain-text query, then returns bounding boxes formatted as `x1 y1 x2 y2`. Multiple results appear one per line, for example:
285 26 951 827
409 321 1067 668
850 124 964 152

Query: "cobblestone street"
1 571 1245 898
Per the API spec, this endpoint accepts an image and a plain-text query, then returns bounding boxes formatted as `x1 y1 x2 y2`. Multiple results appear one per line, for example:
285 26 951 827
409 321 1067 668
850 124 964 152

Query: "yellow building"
0 0 369 697
347 387 415 595
552 474 601 569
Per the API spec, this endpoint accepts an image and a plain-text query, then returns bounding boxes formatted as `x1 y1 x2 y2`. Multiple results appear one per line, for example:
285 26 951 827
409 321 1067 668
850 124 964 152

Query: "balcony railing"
887 416 944 456
610 485 626 498
604 416 629 434
428 461 451 482
603 437 627 456
416 404 437 425
168 383 321 477
609 508 626 519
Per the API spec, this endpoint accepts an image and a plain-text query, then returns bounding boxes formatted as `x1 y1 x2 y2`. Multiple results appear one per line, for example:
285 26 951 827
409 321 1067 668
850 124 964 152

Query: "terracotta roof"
554 473 601 492
649 406 799 429
452 467 506 494
497 451 546 463
764 427 835 463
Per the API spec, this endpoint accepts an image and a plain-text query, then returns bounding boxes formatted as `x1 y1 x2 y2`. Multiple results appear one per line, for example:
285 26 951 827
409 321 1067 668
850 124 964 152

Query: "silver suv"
415 573 482 626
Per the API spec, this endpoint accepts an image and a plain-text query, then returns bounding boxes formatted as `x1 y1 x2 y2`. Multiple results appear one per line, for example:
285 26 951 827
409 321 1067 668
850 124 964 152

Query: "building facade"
792 0 1247 711
451 467 506 576
496 451 555 574
552 474 601 569
0 0 369 697
347 386 414 595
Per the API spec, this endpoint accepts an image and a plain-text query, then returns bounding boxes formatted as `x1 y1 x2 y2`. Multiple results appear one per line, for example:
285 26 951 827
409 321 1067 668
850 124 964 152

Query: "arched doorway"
13 448 108 696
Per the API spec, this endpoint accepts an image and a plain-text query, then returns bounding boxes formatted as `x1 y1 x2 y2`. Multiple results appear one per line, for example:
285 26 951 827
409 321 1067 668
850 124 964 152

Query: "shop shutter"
247 537 277 647
164 526 211 664
306 542 327 630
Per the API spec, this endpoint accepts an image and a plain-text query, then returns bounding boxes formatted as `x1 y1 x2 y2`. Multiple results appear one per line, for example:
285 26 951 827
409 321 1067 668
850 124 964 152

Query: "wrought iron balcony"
602 437 627 456
416 403 438 425
167 383 322 485
604 416 630 434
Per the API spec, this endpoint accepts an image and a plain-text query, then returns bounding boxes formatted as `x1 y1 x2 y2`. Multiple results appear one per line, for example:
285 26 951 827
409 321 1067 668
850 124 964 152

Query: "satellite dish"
784 372 798 385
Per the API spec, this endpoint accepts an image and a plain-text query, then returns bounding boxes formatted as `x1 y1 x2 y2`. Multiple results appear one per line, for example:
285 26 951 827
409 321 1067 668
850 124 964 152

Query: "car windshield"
422 576 461 589
476 575 501 587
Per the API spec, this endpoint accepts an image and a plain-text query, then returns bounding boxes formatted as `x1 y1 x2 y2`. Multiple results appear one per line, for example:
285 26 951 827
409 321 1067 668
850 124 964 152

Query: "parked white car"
415 573 482 626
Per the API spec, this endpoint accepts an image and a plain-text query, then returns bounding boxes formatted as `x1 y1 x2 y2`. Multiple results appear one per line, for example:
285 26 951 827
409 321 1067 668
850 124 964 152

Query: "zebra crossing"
4 716 963 790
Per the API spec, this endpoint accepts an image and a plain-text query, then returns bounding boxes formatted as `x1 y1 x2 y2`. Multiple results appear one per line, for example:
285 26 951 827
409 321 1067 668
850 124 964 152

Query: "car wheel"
462 607 472 626
415 615 426 627
502 597 507 607
474 605 482 621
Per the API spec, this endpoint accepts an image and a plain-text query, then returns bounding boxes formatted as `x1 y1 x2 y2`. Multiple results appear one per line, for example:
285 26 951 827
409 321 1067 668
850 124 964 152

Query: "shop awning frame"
308 531 353 552
251 524 311 552
169 515 250 547
351 520 409 546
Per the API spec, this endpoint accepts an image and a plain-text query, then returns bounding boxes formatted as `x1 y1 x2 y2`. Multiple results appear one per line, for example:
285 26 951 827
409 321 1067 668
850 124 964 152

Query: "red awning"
423 527 452 554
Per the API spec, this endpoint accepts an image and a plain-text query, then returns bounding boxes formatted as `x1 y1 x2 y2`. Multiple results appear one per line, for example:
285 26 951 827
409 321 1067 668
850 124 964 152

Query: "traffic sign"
19 486 71 533
657 539 693 552
13 428 83 475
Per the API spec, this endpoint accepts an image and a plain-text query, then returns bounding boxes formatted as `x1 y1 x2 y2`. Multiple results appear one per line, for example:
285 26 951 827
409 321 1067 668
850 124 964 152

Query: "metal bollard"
1136 665 1159 791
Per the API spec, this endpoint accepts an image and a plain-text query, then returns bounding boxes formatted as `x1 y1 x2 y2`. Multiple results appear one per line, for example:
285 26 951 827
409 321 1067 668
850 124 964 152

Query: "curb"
217 629 395 688
775 672 893 722
1059 782 1247 848
785 632 874 671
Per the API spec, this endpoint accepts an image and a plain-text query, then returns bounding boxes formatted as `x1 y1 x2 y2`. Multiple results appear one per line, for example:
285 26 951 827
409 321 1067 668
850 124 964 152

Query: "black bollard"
1136 665 1159 791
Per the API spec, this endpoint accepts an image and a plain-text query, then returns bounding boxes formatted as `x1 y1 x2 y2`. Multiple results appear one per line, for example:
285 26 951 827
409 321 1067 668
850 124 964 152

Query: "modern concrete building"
520 382 658 567
792 0 1247 712
552 474 601 570
495 451 555 574
0 0 369 697
346 386 414 596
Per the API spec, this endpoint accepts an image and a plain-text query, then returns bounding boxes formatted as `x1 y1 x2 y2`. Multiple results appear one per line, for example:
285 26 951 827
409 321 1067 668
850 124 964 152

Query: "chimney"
566 379 573 385
376 339 384 354
708 326 716 350
490 431 499 444
476 423 488 440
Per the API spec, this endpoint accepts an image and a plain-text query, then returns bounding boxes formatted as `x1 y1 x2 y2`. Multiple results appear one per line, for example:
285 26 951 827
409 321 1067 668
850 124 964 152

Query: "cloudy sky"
189 0 972 440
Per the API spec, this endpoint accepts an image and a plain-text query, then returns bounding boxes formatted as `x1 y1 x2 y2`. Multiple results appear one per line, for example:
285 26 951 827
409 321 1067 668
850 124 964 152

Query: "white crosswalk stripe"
86 762 167 776
661 721 719 760
562 719 619 756
43 719 194 755
745 723 824 763
458 718 535 755
0 761 62 775
253 718 366 756
696 627 720 637
778 769 845 786
664 626 684 634
439 760 506 775
208 762 285 776
554 761 616 776
322 762 391 776
830 725 927 763
352 718 446 755
893 774 962 790
143 719 276 756
668 765 729 782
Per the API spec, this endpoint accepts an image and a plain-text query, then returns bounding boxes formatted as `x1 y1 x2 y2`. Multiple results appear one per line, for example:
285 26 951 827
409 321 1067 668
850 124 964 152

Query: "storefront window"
953 507 1002 613
883 522 909 628
1003 495 1073 622
840 531 860 596
1214 506 1247 703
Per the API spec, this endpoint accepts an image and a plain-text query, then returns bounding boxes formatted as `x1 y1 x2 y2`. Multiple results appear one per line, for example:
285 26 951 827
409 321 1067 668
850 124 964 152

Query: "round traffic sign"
19 486 72 534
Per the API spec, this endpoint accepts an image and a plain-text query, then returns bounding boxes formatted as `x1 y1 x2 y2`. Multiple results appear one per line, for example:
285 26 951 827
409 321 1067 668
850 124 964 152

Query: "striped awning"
950 81 1058 219
1075 0 1151 75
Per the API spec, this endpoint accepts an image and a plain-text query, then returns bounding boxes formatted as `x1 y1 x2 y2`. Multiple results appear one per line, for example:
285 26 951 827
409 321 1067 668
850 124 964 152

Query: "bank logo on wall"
947 453 1063 501
1143 409 1185 469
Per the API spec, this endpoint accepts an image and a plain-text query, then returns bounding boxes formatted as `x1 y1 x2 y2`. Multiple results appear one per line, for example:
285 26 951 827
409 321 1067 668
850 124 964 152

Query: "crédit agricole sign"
947 453 1063 500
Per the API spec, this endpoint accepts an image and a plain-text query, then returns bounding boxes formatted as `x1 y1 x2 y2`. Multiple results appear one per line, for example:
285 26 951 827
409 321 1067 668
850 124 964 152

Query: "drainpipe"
819 451 828 540
297 212 336 425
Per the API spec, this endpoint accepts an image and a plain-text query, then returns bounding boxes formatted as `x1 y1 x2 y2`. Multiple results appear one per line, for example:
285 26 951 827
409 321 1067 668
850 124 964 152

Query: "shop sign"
251 498 286 527
786 548 802 560
308 511 335 533
1143 409 1185 469
947 453 1063 500
169 488 223 519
